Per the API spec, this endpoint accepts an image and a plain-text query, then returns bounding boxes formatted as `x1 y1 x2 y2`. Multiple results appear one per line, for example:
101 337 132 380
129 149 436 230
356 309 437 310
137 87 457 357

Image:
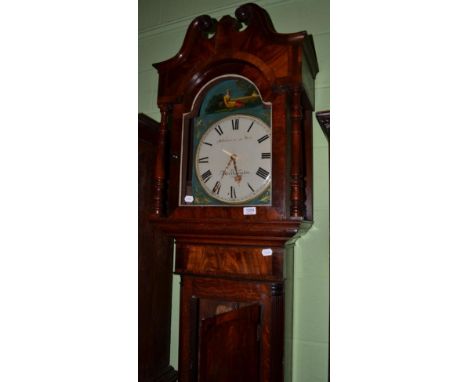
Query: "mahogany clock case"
145 3 319 382
152 2 318 227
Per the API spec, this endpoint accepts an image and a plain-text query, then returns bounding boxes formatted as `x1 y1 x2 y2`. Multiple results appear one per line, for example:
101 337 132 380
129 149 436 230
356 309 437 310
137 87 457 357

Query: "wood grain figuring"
199 304 261 382
176 244 284 279
149 3 319 381
152 2 317 222
198 299 253 320
186 250 271 276
180 276 280 382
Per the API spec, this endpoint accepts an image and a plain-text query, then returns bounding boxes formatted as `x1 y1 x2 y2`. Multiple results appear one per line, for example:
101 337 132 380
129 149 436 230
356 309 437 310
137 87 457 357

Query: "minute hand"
222 148 234 157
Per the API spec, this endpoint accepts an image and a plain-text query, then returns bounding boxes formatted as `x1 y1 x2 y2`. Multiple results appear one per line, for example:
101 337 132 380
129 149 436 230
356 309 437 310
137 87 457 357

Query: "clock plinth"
150 3 318 381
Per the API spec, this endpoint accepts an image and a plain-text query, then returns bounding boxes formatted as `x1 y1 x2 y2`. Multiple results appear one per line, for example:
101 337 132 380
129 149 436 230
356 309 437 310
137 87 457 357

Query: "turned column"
290 87 305 218
153 103 171 217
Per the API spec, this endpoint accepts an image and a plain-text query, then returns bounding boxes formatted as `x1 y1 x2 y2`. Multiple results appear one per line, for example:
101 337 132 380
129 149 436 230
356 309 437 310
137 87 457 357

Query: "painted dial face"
195 114 272 204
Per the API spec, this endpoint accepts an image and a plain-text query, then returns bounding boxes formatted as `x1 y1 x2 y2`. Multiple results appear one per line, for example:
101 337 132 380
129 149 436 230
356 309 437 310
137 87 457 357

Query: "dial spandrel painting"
184 76 272 206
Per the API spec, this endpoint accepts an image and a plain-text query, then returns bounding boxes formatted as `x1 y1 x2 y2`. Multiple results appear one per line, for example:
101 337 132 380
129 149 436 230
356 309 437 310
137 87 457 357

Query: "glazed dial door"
194 114 272 204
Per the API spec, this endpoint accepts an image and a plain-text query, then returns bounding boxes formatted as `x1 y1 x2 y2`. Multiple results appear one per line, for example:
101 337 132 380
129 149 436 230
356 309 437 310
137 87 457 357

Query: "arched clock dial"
194 114 272 204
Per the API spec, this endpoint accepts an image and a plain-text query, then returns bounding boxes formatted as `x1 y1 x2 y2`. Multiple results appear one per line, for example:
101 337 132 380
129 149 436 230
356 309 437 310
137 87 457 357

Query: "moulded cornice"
154 3 306 72
153 2 318 104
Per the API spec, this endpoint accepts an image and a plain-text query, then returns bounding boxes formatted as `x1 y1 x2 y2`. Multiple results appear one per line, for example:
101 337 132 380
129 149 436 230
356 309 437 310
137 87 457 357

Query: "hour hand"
220 156 233 179
232 155 242 184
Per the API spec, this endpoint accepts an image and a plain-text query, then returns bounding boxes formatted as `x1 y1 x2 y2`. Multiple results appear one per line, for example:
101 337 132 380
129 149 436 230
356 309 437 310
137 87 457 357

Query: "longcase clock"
150 3 318 382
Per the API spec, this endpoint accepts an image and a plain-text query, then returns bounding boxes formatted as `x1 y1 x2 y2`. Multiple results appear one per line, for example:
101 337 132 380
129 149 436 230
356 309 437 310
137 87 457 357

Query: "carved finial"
193 15 217 35
235 3 276 32
235 3 251 22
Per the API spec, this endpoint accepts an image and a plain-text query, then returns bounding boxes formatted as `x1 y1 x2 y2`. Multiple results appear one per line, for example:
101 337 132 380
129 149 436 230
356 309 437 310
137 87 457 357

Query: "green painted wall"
138 1 329 381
